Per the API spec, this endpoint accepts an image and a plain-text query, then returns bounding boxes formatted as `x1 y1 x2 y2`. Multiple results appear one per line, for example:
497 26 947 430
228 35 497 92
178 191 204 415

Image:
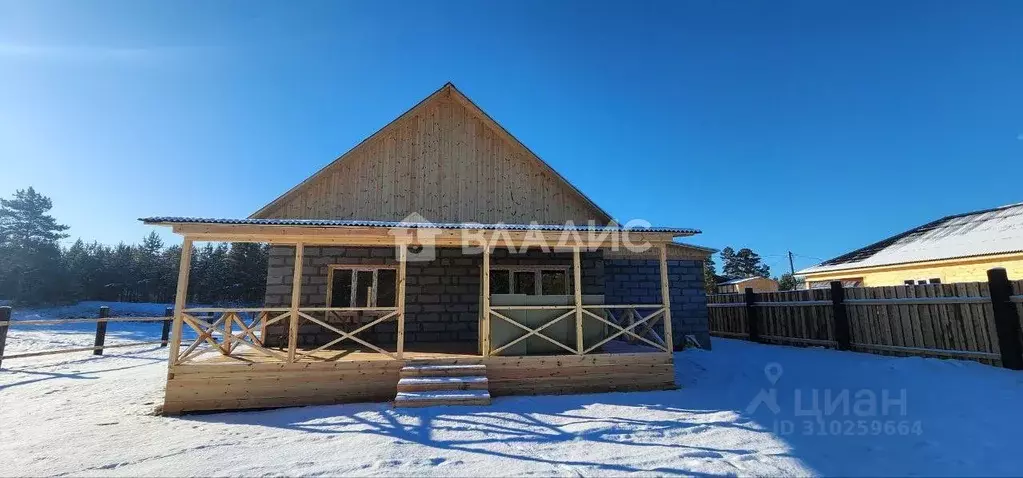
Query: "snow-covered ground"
2 303 1023 476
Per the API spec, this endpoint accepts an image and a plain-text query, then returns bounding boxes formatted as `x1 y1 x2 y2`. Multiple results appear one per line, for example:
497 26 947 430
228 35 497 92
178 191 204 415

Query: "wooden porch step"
394 390 492 408
397 376 488 392
400 364 487 377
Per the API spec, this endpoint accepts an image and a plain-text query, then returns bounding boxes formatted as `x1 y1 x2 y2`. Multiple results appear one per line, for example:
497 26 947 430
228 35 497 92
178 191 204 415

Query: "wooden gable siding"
253 88 610 224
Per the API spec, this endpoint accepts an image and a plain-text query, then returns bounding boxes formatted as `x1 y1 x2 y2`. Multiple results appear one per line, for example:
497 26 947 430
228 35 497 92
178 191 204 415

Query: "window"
327 266 397 307
491 269 511 294
541 270 569 295
490 266 571 296
905 278 941 286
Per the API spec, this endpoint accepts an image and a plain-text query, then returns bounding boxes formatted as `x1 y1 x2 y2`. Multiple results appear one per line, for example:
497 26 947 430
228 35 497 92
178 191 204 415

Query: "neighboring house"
797 203 1023 287
716 276 778 294
143 83 712 413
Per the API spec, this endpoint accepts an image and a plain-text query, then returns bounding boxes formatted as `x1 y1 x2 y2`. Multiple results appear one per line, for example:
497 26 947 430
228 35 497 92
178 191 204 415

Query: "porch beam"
288 243 304 363
573 246 584 354
168 236 193 370
396 245 407 360
659 244 674 353
481 244 491 357
165 224 681 248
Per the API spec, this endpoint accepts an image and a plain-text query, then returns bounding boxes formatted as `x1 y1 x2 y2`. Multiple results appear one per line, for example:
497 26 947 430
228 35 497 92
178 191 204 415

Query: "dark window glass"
355 270 374 307
928 278 941 284
491 269 510 294
377 269 397 307
514 271 537 295
904 280 915 286
330 269 353 307
541 270 568 295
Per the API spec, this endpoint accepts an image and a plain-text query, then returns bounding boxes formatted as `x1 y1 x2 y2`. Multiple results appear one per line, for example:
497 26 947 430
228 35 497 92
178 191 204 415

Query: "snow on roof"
139 217 701 235
798 203 1023 275
717 277 772 285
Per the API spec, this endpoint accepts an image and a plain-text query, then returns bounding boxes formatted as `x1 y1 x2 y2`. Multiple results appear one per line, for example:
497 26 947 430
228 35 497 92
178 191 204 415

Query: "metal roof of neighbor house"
717 276 772 285
139 217 701 235
797 203 1023 275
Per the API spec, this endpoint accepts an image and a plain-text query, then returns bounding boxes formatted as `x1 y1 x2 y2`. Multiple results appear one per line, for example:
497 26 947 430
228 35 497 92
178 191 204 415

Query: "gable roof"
798 203 1023 275
250 82 614 223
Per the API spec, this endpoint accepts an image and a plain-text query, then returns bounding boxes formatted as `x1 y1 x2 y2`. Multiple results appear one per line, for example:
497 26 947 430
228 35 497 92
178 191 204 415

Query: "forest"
0 187 268 306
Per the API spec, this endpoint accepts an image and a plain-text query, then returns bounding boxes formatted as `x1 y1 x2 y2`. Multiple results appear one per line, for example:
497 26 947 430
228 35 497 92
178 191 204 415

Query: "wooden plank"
658 246 675 352
288 243 304 363
939 284 961 352
168 237 193 369
573 247 584 354
951 283 977 354
977 281 1000 362
482 245 491 357
396 246 407 359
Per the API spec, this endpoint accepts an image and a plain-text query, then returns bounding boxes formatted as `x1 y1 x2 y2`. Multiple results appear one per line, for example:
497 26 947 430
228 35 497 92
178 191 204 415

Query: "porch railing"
173 306 400 365
485 304 670 356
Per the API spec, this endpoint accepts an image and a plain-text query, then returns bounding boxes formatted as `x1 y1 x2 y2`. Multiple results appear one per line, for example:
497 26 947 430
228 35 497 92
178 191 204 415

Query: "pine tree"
703 255 718 294
777 273 802 291
0 188 70 304
720 246 771 279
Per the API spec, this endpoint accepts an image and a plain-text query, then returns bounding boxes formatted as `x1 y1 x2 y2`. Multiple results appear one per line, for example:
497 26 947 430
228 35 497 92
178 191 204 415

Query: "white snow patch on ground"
2 303 1023 476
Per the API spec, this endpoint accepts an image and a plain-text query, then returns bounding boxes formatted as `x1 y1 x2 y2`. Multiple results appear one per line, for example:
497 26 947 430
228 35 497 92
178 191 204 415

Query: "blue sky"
2 0 1022 275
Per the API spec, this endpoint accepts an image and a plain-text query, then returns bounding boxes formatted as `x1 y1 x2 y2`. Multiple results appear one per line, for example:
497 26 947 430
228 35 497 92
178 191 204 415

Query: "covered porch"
144 218 693 413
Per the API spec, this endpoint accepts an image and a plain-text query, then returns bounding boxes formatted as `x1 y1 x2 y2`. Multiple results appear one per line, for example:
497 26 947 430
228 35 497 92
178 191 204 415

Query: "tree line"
702 246 802 293
0 187 268 306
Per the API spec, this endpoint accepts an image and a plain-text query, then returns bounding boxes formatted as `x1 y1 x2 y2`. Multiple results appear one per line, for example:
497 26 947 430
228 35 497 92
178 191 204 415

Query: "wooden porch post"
288 243 304 363
397 246 407 360
481 245 491 357
168 237 193 369
573 247 584 354
659 244 674 353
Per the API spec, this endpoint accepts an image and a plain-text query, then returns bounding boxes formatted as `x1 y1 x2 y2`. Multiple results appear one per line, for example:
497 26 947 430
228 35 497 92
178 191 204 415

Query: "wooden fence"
0 305 174 369
708 268 1023 369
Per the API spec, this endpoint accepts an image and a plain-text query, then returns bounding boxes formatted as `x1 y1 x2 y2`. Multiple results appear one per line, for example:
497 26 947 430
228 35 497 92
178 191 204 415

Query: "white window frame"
490 265 573 296
326 265 398 307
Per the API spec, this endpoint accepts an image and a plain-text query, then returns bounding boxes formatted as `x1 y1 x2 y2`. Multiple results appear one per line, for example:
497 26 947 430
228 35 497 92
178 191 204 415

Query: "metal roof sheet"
798 203 1023 275
139 217 701 234
717 276 772 285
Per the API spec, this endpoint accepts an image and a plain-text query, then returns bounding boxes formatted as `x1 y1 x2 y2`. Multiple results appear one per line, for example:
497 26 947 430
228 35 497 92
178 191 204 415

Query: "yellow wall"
717 277 779 293
802 253 1023 287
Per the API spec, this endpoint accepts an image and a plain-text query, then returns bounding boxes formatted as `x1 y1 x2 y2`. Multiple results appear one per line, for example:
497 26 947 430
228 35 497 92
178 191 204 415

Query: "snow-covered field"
2 303 1023 476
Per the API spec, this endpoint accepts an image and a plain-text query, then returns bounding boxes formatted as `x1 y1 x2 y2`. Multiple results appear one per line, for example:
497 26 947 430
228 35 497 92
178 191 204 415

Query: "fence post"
744 287 761 343
0 306 10 369
830 281 851 351
987 268 1023 370
93 306 109 356
161 307 173 347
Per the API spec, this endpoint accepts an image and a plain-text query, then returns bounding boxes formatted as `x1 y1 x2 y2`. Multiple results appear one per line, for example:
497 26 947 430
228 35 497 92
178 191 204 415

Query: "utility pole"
788 251 795 276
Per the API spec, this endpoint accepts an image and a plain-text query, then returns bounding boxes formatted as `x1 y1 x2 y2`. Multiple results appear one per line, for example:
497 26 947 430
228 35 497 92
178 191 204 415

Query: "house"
143 83 711 414
716 276 778 294
797 203 1023 287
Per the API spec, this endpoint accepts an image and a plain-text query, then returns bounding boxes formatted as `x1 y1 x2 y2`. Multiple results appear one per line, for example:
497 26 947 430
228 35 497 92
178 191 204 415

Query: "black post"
987 268 1023 370
161 307 173 347
0 306 11 369
744 287 761 343
831 281 851 351
93 306 109 356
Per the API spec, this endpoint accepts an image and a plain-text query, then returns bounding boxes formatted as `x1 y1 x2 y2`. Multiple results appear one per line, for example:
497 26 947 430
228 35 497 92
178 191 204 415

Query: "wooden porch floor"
179 340 663 365
186 341 481 365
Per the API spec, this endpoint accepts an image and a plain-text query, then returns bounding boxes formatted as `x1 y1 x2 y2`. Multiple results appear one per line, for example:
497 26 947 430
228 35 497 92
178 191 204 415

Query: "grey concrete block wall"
603 259 711 349
264 245 604 347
